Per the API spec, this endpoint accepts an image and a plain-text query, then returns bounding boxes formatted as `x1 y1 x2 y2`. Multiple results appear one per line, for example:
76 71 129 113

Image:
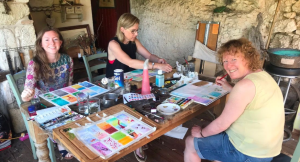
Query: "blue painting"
51 98 69 106
209 91 222 97
79 81 94 88
89 86 108 93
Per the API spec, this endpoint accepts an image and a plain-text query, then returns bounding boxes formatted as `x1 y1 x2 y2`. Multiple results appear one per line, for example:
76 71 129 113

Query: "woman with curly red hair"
184 38 284 162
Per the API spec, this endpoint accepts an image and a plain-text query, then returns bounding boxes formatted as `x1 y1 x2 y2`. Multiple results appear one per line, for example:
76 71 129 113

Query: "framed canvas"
58 24 91 42
99 0 115 8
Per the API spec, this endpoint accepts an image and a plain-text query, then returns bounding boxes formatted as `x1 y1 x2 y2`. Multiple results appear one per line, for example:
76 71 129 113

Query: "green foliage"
213 6 227 13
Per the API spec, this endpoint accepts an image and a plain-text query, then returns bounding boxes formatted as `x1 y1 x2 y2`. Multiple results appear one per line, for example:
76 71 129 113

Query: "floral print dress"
24 54 74 98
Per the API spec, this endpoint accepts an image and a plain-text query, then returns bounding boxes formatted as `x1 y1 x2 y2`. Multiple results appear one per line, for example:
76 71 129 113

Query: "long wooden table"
19 73 226 162
52 99 226 162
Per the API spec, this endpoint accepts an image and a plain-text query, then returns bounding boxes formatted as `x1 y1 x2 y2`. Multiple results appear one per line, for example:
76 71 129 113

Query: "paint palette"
73 111 156 159
39 81 108 106
156 103 180 115
162 96 194 109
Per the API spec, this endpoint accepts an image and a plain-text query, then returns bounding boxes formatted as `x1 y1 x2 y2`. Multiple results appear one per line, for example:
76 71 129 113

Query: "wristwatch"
152 62 155 70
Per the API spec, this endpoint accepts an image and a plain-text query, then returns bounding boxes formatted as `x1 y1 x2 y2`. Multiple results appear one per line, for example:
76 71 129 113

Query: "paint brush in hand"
184 56 189 65
219 73 228 80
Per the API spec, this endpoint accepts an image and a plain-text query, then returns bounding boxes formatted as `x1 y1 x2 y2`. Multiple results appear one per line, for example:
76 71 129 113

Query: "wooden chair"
82 52 107 82
6 71 57 162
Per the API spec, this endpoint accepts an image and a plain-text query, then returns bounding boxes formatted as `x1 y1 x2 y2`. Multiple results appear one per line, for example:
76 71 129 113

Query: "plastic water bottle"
155 70 164 87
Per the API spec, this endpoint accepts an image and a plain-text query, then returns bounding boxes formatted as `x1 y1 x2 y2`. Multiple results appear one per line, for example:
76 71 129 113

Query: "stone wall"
0 0 36 133
131 0 300 105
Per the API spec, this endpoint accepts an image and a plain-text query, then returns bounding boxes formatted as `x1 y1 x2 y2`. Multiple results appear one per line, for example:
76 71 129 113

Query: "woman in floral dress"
21 27 74 159
21 28 73 101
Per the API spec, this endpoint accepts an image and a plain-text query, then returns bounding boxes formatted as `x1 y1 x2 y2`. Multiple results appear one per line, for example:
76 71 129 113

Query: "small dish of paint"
156 103 180 115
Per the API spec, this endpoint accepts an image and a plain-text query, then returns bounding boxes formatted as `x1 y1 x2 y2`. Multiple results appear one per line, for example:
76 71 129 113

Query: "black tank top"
106 37 137 78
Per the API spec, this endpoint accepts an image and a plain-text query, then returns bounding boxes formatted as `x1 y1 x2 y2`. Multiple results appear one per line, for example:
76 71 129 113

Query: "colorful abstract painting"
39 81 108 107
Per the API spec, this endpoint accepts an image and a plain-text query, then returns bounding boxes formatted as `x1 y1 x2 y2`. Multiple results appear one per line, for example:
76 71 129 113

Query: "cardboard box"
66 6 74 14
74 6 83 14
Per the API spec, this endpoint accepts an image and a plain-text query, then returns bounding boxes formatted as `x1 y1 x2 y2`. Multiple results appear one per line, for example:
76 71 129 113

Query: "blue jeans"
193 132 274 162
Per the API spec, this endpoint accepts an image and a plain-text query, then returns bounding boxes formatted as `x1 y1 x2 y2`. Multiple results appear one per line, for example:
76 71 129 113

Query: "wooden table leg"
27 119 51 162
35 140 51 162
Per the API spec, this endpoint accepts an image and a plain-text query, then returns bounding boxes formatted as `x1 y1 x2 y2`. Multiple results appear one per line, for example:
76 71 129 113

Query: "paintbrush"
219 73 228 80
136 109 164 119
184 56 189 65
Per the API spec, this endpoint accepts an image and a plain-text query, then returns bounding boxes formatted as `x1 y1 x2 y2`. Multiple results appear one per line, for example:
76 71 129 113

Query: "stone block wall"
130 0 300 106
0 1 36 133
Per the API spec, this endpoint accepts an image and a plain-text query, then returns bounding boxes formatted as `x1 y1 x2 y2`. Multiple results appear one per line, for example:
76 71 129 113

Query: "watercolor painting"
83 137 100 145
39 81 108 106
42 93 57 100
71 84 83 89
79 81 94 88
97 122 112 130
118 136 133 145
102 137 122 150
95 131 108 140
106 117 127 130
124 69 163 81
130 123 150 134
62 87 78 93
111 131 126 141
89 86 108 93
209 91 222 97
81 89 97 96
87 125 103 133
73 111 156 158
116 114 135 124
91 142 112 156
61 94 77 102
72 91 81 96
51 98 69 106
52 89 68 96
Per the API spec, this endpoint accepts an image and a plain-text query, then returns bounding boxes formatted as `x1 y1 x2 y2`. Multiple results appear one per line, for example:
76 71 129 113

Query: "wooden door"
91 0 130 51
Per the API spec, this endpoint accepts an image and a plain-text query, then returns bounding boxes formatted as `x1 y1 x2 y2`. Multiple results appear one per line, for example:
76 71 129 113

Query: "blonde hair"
34 27 65 81
116 13 140 42
217 38 262 71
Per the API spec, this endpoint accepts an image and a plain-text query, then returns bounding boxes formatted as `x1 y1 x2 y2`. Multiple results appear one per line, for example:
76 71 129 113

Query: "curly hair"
34 27 65 81
116 13 140 43
217 38 262 71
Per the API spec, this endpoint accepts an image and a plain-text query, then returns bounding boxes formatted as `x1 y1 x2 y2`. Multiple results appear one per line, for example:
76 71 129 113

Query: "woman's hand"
215 77 233 92
191 125 203 138
157 63 172 73
157 58 167 64
21 88 35 102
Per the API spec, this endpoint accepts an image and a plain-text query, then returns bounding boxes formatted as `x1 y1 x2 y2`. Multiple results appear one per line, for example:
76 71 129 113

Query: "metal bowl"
267 48 300 68
102 93 118 108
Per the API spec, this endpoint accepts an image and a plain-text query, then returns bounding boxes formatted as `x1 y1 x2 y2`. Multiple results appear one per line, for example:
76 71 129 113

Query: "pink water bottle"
141 59 151 95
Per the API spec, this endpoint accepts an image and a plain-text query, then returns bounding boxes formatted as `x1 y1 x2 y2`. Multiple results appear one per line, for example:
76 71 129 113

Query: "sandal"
134 147 147 162
58 144 73 160
59 150 74 160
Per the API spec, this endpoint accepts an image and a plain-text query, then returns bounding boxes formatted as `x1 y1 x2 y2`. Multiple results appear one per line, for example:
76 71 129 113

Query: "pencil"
219 73 228 80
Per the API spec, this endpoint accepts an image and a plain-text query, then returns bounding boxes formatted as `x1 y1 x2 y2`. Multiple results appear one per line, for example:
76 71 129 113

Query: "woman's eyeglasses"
126 29 139 34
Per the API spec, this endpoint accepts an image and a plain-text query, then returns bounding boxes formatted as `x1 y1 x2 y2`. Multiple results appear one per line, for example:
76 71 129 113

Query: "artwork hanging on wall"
99 0 115 8
58 24 91 44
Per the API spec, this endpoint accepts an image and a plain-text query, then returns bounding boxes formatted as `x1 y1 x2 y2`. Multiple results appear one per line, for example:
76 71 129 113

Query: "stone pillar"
0 1 36 133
